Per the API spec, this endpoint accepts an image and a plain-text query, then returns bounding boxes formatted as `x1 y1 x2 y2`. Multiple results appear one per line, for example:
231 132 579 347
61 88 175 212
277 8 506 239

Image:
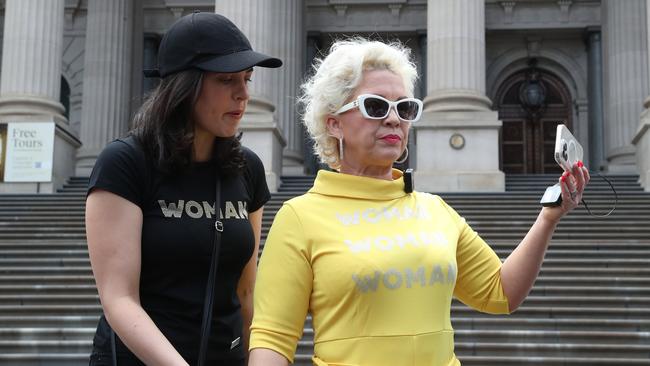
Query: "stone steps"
1 303 647 319
0 353 89 366
2 257 649 268
0 174 648 365
455 356 650 366
2 275 649 287
2 284 649 297
0 316 99 327
2 293 649 308
0 248 646 266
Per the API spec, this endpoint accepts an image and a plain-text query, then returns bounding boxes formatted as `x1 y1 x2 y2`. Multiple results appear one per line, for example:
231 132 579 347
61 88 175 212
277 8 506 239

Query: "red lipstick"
381 134 401 144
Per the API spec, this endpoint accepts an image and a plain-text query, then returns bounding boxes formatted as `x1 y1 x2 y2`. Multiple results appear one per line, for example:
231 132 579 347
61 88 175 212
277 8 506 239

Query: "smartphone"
554 124 583 172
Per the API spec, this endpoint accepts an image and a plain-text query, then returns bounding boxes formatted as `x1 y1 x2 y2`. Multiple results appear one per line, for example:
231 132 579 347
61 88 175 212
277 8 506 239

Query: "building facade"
0 0 649 193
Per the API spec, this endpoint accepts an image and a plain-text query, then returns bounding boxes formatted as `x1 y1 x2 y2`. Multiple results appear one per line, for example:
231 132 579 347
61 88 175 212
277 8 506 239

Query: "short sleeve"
87 138 147 208
242 146 271 212
436 197 510 314
249 203 312 362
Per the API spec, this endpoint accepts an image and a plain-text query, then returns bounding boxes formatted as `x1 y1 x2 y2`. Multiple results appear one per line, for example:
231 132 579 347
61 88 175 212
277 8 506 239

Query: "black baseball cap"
145 12 282 78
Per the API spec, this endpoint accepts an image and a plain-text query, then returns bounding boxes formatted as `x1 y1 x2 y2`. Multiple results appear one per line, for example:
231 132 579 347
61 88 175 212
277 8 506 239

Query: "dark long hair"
130 69 246 176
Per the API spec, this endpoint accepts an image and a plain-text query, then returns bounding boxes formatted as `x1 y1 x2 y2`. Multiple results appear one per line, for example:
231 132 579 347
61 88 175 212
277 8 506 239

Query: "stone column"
411 32 428 172
75 0 134 176
215 0 293 191
143 33 161 96
586 29 605 171
417 32 427 100
0 0 80 193
414 0 504 192
129 0 144 120
633 0 650 190
276 0 305 174
602 0 649 173
304 33 322 175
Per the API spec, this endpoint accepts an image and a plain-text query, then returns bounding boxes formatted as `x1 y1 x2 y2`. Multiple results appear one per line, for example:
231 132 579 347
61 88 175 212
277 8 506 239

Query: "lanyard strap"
111 168 614 365
581 171 618 217
110 167 223 366
197 170 223 366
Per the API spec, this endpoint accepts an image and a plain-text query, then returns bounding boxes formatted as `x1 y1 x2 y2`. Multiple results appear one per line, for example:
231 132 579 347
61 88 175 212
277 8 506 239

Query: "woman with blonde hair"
248 38 588 366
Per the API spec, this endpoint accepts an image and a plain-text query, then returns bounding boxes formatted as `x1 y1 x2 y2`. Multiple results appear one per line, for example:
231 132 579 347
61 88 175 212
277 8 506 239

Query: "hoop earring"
338 137 344 162
395 146 408 164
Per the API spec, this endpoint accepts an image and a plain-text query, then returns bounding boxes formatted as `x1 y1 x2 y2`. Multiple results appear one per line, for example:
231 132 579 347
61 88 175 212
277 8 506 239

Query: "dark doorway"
60 76 70 119
495 67 572 174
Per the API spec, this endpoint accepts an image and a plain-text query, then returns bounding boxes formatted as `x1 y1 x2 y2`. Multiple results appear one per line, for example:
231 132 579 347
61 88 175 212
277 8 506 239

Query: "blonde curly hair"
300 38 419 169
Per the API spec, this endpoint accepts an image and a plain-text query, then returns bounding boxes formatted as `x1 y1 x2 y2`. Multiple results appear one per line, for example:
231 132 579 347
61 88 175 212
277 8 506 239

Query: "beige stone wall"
0 0 649 192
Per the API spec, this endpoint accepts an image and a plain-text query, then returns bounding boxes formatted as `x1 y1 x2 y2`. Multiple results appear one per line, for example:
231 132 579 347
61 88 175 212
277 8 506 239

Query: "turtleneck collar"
309 169 407 200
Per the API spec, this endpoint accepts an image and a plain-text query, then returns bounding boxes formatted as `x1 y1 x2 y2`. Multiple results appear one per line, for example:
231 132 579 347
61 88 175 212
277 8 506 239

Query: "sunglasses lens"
363 97 389 118
396 100 420 121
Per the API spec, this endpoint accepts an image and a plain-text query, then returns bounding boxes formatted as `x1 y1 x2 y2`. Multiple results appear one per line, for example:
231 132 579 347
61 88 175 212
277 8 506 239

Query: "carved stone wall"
2 0 649 191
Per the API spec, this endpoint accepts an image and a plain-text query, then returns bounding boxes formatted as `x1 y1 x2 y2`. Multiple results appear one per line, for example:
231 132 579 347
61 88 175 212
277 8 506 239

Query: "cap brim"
195 50 282 73
143 69 161 78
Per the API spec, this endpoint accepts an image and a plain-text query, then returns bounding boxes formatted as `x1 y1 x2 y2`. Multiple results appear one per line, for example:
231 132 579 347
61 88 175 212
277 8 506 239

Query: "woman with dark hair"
85 12 281 366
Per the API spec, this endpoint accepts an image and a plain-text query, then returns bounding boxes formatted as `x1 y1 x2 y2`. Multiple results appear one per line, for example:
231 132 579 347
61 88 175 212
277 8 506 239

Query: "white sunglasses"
334 94 423 123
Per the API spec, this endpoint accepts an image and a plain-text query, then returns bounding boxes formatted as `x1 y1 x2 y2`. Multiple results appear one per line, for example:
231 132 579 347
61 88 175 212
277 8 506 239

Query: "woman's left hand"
542 161 590 223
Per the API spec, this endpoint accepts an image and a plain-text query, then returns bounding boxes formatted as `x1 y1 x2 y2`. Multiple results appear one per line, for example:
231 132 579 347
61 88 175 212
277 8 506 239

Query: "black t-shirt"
88 136 270 364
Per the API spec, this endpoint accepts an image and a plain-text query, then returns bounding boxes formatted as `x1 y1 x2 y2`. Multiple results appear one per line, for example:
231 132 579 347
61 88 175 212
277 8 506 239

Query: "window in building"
60 76 70 119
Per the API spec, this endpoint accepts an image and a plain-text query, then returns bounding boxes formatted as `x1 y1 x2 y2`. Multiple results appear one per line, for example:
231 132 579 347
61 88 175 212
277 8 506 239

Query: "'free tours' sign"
0 122 55 182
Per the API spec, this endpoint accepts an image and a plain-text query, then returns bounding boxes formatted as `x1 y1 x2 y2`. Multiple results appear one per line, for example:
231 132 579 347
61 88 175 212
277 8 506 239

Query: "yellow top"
250 169 510 366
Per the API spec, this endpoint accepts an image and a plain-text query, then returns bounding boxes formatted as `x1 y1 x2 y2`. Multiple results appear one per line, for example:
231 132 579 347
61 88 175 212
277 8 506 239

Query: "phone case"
554 124 583 171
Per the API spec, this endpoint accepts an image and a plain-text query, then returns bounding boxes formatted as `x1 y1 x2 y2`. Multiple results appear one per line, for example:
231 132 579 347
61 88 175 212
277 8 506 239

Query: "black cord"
198 169 222 366
110 327 117 366
580 171 617 217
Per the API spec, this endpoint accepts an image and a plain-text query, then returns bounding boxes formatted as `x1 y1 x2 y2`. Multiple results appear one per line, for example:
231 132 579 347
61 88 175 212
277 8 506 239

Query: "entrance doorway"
495 67 573 174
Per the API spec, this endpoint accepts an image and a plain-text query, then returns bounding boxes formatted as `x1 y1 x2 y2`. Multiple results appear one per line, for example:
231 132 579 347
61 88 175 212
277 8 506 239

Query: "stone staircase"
0 174 649 365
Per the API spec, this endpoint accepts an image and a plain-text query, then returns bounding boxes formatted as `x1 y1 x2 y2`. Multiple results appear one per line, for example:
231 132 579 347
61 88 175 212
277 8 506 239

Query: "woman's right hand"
541 161 590 223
